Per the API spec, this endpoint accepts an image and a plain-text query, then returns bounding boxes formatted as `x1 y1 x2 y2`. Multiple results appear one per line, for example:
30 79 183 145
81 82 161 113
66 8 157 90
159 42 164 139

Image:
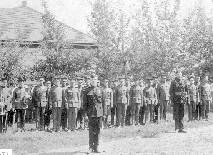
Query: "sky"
0 0 213 35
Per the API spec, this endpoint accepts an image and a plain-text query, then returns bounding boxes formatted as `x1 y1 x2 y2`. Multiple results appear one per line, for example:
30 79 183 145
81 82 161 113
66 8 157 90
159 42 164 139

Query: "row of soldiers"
0 71 212 133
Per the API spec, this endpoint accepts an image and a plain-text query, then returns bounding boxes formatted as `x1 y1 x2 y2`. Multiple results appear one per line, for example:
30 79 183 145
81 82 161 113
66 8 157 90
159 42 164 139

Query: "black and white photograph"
0 0 213 154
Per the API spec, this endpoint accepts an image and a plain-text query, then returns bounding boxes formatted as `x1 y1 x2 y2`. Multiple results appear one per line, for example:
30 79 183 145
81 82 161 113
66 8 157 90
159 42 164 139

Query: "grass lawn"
0 114 213 155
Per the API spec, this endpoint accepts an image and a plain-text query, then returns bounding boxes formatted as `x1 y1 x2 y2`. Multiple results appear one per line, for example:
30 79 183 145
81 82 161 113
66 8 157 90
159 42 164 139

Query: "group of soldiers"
0 70 212 152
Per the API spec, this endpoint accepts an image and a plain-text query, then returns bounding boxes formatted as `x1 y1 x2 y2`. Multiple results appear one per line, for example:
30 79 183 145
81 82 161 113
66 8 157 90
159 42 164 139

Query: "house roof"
0 5 96 44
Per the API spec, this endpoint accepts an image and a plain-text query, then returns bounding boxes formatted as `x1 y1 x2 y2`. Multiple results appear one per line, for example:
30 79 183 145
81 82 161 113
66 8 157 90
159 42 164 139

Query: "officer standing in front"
169 70 187 133
49 76 63 132
83 74 106 153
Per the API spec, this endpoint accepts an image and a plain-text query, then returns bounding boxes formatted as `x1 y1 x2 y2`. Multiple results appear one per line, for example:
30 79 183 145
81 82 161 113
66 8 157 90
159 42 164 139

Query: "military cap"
161 73 168 78
188 74 195 80
84 75 91 80
62 76 68 81
53 75 61 80
104 79 109 82
24 85 29 89
1 77 7 81
17 77 25 82
70 79 76 83
46 81 51 84
146 76 153 80
91 74 98 79
118 76 126 80
152 74 158 79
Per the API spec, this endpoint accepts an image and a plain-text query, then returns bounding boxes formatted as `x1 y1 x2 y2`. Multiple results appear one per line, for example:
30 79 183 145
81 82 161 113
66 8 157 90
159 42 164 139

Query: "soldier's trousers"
53 107 62 131
36 107 45 130
89 117 101 150
153 104 160 123
0 115 6 133
174 102 184 130
196 103 202 120
16 109 26 129
117 103 127 127
139 105 146 125
76 108 84 129
125 106 131 126
160 100 168 120
68 107 77 131
104 105 111 127
61 108 68 130
44 109 51 128
111 106 116 126
201 100 210 120
145 104 154 124
131 103 140 125
188 101 196 121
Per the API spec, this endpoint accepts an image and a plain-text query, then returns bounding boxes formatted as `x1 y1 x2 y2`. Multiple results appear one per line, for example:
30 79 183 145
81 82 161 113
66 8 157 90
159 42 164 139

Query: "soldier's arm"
12 89 16 109
77 90 81 109
140 88 143 106
111 90 113 108
83 88 88 116
143 88 147 106
169 81 174 104
156 85 160 103
102 89 107 116
49 88 53 108
153 88 158 104
129 87 132 106
197 85 201 103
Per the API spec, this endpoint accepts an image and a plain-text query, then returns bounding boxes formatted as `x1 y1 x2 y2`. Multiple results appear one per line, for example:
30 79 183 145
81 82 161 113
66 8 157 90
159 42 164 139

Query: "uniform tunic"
188 84 198 120
159 82 170 120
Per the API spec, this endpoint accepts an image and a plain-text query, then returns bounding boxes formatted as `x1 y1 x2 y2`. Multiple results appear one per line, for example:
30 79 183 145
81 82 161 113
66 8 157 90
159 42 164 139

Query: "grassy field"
0 113 213 155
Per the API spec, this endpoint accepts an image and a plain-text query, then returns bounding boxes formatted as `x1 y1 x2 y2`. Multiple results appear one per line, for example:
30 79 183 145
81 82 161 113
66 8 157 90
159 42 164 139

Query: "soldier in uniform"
159 74 170 121
76 77 84 130
152 75 160 123
61 77 69 131
0 77 11 133
198 74 211 121
143 77 157 124
64 79 80 132
83 74 106 153
12 77 28 132
195 77 201 120
110 78 118 127
82 75 91 130
50 76 63 132
103 79 113 128
115 76 129 127
44 80 52 132
129 80 143 126
32 77 48 131
139 79 146 125
187 75 198 121
125 76 131 126
169 71 187 133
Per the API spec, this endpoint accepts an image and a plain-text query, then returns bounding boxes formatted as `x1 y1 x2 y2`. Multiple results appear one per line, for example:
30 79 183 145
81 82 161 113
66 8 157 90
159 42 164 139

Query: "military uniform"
44 80 52 131
198 81 211 120
115 77 129 127
32 84 48 130
143 81 157 124
110 79 118 126
170 77 187 132
76 78 84 130
12 77 28 131
61 77 69 131
103 80 113 128
188 77 198 121
152 76 160 123
159 79 170 121
129 83 143 125
125 78 131 126
64 80 80 131
50 77 63 132
83 76 106 152
0 84 11 133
